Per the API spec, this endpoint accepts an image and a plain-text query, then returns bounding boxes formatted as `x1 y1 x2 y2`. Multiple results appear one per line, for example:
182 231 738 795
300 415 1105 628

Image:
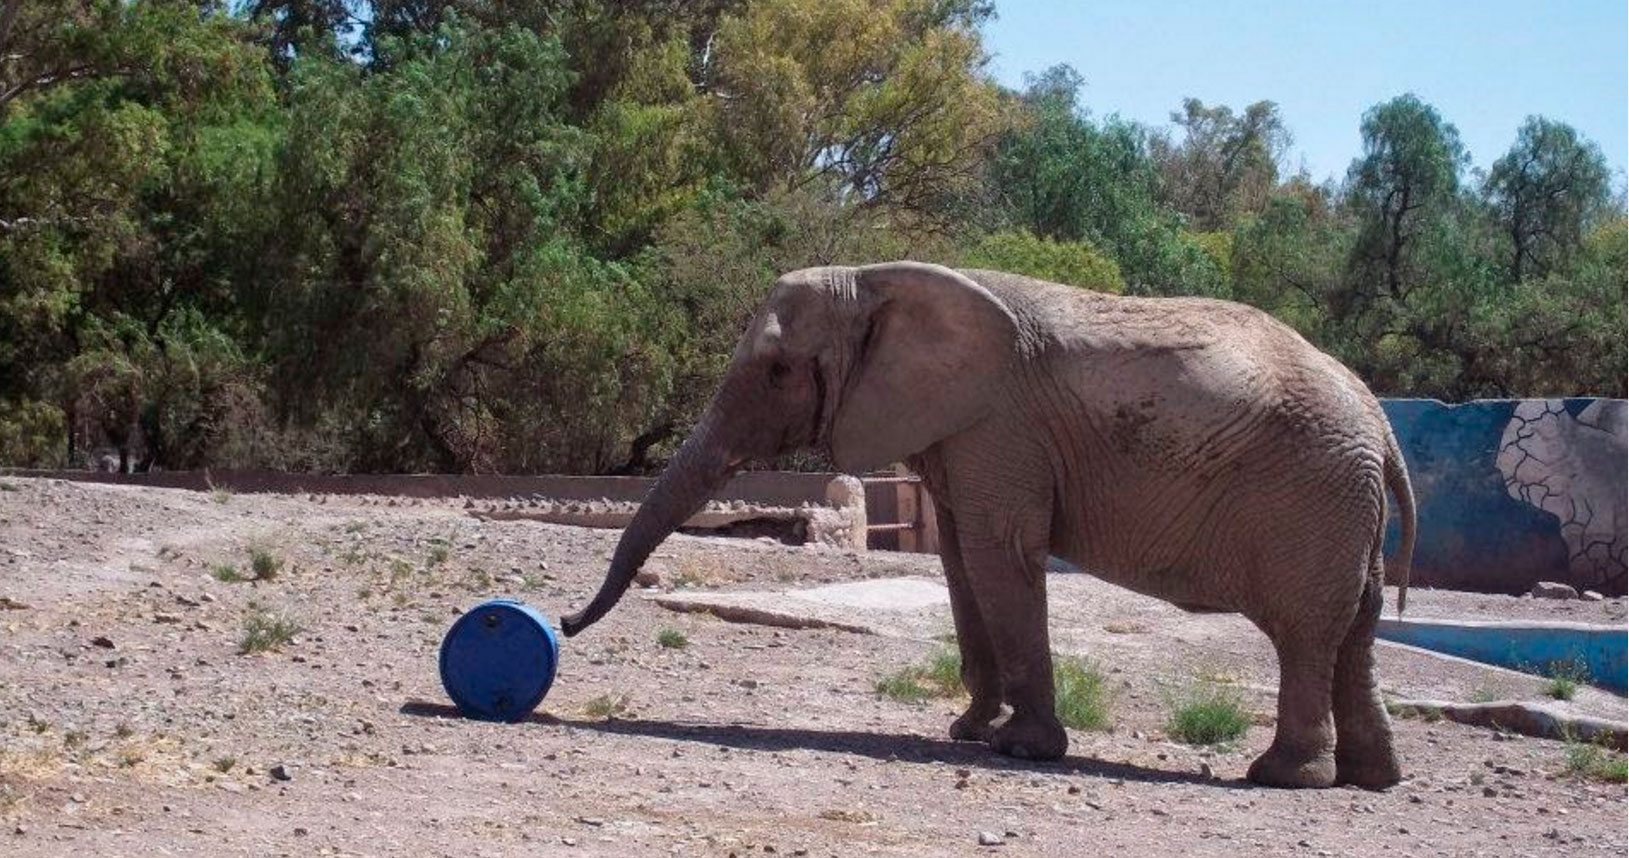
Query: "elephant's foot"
1246 743 1337 789
949 699 1003 742
989 712 1067 761
1336 749 1401 790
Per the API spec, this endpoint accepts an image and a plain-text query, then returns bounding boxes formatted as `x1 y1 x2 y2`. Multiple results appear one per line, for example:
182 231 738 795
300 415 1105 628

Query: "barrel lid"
439 598 560 723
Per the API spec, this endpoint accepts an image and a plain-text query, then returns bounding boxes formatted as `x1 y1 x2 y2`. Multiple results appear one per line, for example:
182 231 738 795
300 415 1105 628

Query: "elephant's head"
560 261 1019 637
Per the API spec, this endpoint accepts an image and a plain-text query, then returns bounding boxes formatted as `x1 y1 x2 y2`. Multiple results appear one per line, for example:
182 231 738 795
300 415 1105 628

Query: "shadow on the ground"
399 699 1246 788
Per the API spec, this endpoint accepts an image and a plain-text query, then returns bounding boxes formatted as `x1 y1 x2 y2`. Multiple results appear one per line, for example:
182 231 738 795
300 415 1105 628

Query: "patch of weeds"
26 715 49 734
62 730 88 750
388 558 414 588
211 563 245 583
656 628 689 650
113 723 134 739
1053 656 1112 731
426 542 450 567
1165 679 1251 746
211 487 233 504
1469 686 1502 704
341 547 367 566
1386 701 1442 723
116 747 145 768
249 548 283 581
212 756 237 773
467 567 492 590
0 481 17 492
1543 658 1590 701
584 695 631 719
345 521 366 534
1564 737 1629 783
876 647 964 702
240 608 302 654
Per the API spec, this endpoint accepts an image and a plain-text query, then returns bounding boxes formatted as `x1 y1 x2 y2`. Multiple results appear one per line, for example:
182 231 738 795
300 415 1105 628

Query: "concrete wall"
1383 399 1627 597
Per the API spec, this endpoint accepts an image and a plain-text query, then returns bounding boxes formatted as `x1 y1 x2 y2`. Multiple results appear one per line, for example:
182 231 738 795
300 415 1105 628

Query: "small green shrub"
240 609 302 653
1165 681 1250 746
211 487 232 504
213 756 236 773
1469 686 1502 704
584 694 630 719
876 647 964 702
1054 656 1112 731
211 563 245 583
249 549 283 581
656 628 689 649
0 481 17 492
427 542 450 567
1564 738 1628 782
1544 658 1591 701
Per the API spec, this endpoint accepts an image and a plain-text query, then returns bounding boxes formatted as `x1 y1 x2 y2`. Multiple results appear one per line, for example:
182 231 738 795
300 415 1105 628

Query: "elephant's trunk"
560 412 733 637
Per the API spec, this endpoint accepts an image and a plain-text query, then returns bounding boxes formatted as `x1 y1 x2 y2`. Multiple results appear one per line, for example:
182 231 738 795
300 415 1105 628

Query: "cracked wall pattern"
1382 398 1626 596
1496 399 1627 594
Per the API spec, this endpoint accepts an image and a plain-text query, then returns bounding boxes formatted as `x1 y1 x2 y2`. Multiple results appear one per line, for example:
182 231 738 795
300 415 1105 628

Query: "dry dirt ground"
1 476 1625 858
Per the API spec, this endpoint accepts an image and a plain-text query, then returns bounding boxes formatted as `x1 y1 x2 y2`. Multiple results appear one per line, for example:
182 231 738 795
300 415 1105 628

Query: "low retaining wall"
1383 399 1626 597
1375 617 1627 695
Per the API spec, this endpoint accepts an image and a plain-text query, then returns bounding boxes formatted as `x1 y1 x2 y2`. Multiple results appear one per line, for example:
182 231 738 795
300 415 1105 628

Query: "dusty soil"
1 477 1625 858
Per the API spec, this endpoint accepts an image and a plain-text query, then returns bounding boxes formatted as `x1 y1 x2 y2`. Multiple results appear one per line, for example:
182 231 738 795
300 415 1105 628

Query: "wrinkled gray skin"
563 262 1417 790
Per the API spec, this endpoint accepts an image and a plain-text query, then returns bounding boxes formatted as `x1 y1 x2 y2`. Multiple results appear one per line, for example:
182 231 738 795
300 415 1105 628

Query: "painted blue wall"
1383 399 1627 597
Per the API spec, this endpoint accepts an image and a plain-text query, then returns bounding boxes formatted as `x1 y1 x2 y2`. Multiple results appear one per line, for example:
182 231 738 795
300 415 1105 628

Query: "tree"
1151 98 1290 231
708 0 1004 222
1484 117 1612 282
1344 93 1468 302
987 65 1225 297
959 230 1123 293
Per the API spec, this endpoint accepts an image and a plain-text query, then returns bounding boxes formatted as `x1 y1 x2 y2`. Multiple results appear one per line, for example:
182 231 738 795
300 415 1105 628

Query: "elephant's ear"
830 262 1020 474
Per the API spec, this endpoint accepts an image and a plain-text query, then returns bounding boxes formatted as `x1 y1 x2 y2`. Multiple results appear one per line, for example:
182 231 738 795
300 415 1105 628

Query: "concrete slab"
786 577 949 611
647 576 951 638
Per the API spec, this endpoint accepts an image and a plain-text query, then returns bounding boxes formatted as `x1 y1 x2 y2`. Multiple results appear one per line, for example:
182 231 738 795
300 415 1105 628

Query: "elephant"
562 261 1417 790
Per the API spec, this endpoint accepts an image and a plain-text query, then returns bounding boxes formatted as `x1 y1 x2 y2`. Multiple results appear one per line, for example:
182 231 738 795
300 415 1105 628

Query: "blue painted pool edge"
1376 617 1628 695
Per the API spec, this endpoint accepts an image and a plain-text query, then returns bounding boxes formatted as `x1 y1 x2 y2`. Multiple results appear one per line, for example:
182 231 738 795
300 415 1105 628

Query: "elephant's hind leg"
1332 563 1402 789
1248 631 1340 788
936 506 1003 742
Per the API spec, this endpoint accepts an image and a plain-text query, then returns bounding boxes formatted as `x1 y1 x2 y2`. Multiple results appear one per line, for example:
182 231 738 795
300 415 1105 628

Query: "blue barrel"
439 598 560 722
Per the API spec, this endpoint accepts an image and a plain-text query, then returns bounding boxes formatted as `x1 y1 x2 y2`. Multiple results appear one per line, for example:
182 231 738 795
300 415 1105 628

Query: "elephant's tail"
1382 429 1416 616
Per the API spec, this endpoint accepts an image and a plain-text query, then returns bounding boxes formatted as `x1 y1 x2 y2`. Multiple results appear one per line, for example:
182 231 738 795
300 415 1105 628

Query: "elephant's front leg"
935 506 1003 742
957 505 1066 761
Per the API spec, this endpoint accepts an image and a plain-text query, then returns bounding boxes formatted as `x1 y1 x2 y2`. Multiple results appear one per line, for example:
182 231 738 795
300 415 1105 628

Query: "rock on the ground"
1530 581 1579 599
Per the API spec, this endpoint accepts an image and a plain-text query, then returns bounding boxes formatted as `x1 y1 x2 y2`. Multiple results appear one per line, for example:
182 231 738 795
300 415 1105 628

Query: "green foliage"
0 5 1621 473
1052 656 1112 731
1543 658 1591 701
1564 737 1629 783
239 607 302 653
0 399 64 466
876 647 965 702
1165 680 1250 745
656 628 689 650
584 694 631 719
1152 98 1290 232
249 548 282 581
961 230 1124 293
988 66 1227 297
210 562 245 583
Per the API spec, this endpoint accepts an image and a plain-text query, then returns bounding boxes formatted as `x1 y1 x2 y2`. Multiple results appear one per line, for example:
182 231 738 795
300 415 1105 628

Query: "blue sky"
979 1 1628 185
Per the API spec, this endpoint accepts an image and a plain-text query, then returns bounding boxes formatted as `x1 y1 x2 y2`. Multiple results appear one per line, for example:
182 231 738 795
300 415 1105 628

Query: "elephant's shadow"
399 700 1247 789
